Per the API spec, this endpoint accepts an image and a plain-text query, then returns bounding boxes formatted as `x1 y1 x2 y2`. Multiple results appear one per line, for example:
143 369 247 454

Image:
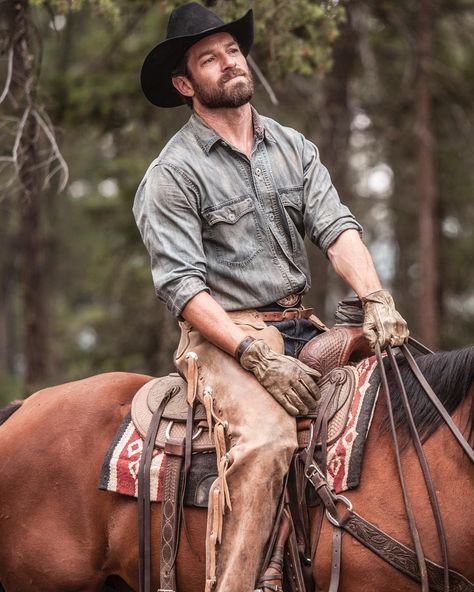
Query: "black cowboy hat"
140 3 254 108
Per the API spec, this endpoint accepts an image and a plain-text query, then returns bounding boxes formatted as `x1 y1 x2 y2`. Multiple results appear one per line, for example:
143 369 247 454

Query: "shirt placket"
251 141 306 292
251 143 288 243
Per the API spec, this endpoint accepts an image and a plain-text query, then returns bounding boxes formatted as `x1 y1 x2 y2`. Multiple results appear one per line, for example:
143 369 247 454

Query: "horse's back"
0 371 151 439
0 372 151 591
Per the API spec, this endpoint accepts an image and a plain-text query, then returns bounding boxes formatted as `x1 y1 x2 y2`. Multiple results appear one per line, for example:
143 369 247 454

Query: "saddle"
132 365 357 453
132 323 372 592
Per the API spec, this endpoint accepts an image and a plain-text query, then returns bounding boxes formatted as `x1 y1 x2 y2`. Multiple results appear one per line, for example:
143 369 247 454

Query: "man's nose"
221 52 236 69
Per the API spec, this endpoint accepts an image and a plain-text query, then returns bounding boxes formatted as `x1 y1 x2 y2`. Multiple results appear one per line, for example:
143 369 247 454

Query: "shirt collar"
190 106 276 155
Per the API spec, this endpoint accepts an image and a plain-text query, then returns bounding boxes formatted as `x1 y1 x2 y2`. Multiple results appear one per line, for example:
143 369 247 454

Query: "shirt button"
268 213 274 221
228 213 235 221
255 167 262 176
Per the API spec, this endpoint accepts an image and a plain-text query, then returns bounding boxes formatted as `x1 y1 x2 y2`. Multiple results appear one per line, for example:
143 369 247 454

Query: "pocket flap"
280 186 303 209
203 197 254 226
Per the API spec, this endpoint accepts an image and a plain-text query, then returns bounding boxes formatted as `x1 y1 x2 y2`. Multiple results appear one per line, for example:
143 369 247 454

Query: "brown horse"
0 347 473 592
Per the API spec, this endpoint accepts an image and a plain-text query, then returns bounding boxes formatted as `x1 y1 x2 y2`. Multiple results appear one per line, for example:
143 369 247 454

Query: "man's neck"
194 103 254 158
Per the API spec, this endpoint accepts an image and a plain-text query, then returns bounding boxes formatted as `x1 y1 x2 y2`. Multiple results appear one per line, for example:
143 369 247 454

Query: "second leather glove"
238 338 321 417
361 289 409 350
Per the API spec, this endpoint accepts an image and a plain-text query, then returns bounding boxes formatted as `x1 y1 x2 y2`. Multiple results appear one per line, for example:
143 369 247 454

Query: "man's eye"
229 47 239 54
203 56 214 65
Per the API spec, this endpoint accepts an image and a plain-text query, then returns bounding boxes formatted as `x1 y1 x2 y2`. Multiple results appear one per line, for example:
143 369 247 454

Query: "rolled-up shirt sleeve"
133 163 209 317
302 137 363 255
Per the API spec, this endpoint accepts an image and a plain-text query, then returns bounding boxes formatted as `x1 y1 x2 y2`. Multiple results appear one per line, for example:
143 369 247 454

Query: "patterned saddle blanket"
98 356 379 506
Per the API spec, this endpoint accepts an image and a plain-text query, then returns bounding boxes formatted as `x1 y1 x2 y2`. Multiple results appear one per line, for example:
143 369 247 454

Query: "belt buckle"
282 307 300 319
276 293 300 308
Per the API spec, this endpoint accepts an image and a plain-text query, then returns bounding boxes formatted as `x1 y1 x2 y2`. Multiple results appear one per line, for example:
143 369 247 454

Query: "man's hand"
361 289 409 350
238 338 321 416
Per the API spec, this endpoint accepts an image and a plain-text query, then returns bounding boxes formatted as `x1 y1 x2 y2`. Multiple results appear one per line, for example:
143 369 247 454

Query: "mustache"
220 68 248 84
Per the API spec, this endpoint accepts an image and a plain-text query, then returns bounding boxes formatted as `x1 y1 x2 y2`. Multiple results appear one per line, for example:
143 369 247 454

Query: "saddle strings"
193 366 232 592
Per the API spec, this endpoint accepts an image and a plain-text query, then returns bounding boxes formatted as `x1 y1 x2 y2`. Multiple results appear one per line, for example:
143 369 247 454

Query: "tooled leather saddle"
132 322 372 592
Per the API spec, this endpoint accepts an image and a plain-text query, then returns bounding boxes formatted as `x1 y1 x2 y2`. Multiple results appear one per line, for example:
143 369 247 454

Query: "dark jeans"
266 318 322 358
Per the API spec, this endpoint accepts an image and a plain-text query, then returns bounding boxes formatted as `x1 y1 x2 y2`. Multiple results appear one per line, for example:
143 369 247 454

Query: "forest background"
0 0 473 404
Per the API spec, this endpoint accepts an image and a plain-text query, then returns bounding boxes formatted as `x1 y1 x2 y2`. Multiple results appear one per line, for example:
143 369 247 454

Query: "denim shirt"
133 108 362 317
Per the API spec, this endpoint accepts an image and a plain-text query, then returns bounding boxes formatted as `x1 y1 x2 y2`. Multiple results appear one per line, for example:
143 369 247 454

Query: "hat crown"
166 3 225 40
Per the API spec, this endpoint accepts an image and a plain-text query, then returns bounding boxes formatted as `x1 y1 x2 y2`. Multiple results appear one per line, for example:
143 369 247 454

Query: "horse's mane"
0 400 22 427
381 345 474 445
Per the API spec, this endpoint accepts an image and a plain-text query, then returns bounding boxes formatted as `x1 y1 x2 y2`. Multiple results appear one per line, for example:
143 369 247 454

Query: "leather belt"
255 307 314 322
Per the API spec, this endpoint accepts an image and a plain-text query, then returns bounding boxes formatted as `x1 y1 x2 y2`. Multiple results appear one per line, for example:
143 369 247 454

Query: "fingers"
275 375 320 416
362 291 409 351
276 359 321 413
283 386 315 417
280 394 300 417
364 317 409 350
297 361 322 380
293 377 319 408
283 384 309 415
277 378 318 416
389 328 409 347
382 312 409 348
363 322 379 351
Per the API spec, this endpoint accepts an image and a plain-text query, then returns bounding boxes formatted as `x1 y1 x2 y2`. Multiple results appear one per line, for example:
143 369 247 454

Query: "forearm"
181 291 248 356
327 229 382 298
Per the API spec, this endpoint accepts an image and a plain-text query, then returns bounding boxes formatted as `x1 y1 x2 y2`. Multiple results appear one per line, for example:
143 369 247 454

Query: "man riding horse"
133 3 409 591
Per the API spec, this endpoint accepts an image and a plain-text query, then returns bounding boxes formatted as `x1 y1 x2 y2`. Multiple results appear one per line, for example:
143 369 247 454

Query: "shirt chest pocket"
279 186 305 236
202 196 263 266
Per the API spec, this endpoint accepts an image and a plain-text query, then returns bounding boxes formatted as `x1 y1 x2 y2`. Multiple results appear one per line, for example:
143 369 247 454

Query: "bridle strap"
408 336 434 355
401 343 474 463
375 344 430 592
339 509 474 592
386 346 449 592
302 385 342 592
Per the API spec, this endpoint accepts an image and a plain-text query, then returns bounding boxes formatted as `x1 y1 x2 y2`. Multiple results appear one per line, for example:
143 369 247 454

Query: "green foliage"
31 0 345 78
30 0 121 21
210 0 345 79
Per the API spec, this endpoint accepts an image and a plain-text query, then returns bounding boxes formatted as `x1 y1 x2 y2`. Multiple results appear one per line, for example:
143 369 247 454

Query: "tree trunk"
0 209 18 380
416 0 439 349
308 3 359 320
12 0 51 390
19 147 51 388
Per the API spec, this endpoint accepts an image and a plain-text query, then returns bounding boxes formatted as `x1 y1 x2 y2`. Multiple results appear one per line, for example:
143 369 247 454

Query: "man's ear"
172 75 194 99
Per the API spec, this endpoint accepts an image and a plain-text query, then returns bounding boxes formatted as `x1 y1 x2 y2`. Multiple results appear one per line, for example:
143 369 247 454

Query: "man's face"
181 32 254 109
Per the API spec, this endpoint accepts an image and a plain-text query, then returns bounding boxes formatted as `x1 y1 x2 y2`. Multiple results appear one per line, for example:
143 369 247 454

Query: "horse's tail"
0 400 23 426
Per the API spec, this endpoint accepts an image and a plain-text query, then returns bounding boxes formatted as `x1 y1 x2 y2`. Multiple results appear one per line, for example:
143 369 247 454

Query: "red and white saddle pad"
98 356 379 500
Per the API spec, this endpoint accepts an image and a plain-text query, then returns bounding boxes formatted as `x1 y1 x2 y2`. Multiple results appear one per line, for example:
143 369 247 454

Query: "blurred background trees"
0 0 472 402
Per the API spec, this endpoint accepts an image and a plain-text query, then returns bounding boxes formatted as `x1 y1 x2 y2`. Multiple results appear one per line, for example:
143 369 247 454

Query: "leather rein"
301 337 474 592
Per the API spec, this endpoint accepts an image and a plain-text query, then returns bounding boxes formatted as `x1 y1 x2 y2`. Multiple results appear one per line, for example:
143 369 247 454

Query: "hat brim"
140 9 253 108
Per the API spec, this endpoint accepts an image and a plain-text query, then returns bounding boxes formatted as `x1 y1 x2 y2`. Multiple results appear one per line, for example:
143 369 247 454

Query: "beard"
190 67 254 109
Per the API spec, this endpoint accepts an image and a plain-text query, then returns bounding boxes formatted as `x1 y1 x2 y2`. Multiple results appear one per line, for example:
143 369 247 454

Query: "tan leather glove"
361 289 409 350
237 337 321 416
